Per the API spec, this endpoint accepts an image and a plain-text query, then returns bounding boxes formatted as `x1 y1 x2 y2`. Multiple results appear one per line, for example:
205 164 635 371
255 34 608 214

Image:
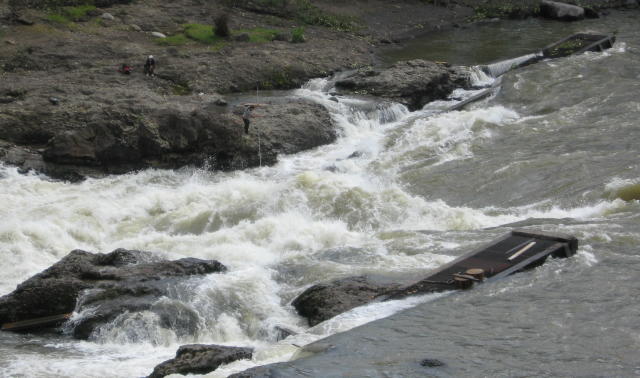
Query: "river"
1 10 639 378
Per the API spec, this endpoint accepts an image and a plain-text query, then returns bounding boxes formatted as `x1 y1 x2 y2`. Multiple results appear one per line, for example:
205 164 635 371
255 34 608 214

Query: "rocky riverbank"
1 0 638 179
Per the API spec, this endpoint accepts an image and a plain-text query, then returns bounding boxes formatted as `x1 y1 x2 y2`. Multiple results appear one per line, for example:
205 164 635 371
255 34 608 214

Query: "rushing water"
1 10 639 378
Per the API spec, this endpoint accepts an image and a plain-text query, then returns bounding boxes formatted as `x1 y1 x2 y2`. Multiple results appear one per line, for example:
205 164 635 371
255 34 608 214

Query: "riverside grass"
47 4 96 24
157 23 279 46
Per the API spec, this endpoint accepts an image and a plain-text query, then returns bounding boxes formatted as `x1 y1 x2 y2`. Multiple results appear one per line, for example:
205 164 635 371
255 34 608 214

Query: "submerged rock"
421 358 445 367
0 249 226 338
148 344 253 378
335 60 469 110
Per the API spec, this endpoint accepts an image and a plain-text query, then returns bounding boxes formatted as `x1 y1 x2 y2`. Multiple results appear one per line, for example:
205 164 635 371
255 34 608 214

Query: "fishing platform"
480 32 616 78
386 230 578 299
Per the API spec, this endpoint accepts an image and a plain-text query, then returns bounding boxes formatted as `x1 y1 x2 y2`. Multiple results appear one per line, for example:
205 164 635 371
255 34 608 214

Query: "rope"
256 84 262 167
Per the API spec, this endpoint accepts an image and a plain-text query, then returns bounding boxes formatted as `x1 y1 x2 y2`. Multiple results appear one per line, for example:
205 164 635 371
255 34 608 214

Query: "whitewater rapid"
0 58 635 378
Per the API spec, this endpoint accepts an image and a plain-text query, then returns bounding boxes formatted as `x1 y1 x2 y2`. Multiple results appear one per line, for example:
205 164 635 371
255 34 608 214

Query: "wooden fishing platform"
1 313 72 332
542 33 616 59
386 230 578 300
478 32 615 79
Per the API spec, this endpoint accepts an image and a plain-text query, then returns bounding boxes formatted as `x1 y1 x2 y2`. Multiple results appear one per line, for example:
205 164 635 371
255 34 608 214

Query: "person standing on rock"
144 55 156 77
241 104 265 134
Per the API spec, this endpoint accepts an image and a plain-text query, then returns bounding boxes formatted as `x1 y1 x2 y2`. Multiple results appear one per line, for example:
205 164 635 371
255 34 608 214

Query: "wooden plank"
385 230 578 300
1 313 72 332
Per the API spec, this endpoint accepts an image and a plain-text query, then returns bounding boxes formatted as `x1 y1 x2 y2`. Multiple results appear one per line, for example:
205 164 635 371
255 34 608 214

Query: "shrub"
291 26 305 43
214 14 230 38
47 4 96 24
63 4 95 20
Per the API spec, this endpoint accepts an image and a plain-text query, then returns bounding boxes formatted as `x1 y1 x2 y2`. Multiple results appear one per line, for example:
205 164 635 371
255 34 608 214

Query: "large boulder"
148 344 253 378
291 276 399 327
540 0 585 21
0 249 226 338
335 60 470 111
1 98 336 179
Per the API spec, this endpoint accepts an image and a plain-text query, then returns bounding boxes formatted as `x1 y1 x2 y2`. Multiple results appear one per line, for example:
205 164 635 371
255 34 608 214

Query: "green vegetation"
210 41 227 52
156 33 189 46
469 2 535 21
47 13 70 24
171 82 192 96
291 26 305 43
47 4 96 24
548 38 587 57
236 27 279 43
157 23 280 46
184 23 220 44
63 4 95 20
221 0 359 32
615 183 640 201
261 67 294 89
293 0 358 31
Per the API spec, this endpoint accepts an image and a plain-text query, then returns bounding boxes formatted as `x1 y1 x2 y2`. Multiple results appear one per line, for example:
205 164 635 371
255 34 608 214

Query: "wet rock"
583 7 600 18
291 276 397 326
335 60 469 111
16 16 34 25
148 344 253 378
0 249 226 338
273 32 289 41
274 325 297 341
228 365 276 378
624 0 639 8
540 0 585 21
234 33 251 42
37 99 334 175
421 358 445 367
48 97 60 105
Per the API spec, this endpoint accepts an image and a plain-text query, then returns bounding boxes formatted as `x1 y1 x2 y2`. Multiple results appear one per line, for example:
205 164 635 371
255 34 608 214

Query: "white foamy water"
0 65 634 377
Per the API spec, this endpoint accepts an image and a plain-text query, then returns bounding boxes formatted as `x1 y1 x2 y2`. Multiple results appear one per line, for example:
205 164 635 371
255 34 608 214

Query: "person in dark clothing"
144 55 156 76
242 105 254 134
241 104 266 134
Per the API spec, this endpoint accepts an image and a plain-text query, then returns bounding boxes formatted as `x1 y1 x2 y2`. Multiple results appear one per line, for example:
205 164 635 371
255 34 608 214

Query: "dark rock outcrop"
148 344 253 378
291 276 399 327
1 97 335 180
335 60 470 111
540 0 586 21
0 249 226 338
